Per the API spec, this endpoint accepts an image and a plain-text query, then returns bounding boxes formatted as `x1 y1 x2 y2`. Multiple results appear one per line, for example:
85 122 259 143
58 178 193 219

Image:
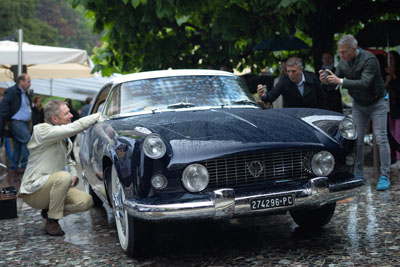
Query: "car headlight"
143 134 166 159
151 174 168 189
339 117 357 140
312 151 335 176
182 164 209 192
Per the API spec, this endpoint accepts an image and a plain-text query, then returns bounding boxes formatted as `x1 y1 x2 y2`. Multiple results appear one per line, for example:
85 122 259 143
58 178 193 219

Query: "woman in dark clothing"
32 96 44 126
386 51 400 162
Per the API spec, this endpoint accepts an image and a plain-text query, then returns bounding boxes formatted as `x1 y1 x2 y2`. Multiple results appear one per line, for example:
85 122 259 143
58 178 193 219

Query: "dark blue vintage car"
79 69 364 257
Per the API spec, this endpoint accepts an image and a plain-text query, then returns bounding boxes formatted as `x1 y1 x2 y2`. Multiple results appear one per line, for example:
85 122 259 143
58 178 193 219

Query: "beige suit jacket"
19 113 100 194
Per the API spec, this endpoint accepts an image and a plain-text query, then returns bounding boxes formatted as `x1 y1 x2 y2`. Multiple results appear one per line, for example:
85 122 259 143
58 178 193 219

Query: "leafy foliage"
74 0 400 75
74 0 314 75
0 0 100 52
35 0 101 51
302 0 400 70
0 0 58 45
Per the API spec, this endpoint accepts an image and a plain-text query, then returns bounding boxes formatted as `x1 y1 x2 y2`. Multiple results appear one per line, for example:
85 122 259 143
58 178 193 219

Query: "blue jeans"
9 120 31 170
352 98 390 178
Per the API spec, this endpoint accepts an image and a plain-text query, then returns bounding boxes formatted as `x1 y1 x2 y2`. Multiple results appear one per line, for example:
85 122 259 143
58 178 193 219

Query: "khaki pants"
21 171 93 219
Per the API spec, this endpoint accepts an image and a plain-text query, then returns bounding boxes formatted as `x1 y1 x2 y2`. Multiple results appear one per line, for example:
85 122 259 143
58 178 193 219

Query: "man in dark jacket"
320 34 390 191
79 97 93 118
0 74 33 174
257 57 326 109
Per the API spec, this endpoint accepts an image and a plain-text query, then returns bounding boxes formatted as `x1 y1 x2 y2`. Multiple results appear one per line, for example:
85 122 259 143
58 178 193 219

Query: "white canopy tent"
0 40 94 82
0 76 112 101
0 40 113 100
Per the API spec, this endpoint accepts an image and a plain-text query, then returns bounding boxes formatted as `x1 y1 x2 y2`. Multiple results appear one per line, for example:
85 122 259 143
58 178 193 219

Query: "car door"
80 84 113 191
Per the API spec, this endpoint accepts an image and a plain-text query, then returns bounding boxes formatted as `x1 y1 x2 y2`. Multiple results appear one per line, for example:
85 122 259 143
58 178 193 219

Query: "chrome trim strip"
301 115 345 143
123 176 364 221
214 109 258 128
112 69 237 85
302 115 344 123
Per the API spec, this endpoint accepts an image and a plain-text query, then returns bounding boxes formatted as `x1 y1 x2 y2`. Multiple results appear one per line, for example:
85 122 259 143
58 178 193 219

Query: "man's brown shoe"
45 219 65 236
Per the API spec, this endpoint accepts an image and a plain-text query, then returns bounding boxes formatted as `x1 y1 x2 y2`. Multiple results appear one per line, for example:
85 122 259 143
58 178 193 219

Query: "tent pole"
50 78 53 96
17 29 23 77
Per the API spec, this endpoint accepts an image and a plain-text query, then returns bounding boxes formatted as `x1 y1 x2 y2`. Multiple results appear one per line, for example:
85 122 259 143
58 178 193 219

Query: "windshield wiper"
167 102 195 109
225 99 258 107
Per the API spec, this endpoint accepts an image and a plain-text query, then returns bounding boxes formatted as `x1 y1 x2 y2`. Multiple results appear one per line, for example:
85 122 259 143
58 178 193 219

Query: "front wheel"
110 165 149 257
289 202 336 229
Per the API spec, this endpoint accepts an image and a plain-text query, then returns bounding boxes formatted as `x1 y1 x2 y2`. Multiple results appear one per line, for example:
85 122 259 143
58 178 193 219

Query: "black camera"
322 70 330 77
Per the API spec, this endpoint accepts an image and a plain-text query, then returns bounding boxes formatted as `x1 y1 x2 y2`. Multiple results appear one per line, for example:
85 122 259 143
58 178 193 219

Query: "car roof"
109 69 237 85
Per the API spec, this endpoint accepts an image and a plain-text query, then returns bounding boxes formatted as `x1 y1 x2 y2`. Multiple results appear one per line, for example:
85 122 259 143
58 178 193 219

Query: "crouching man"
19 100 100 236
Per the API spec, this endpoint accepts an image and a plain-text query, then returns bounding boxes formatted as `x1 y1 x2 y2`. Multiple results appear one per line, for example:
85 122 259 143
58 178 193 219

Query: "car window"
116 75 254 115
97 102 105 113
92 84 112 114
104 85 121 117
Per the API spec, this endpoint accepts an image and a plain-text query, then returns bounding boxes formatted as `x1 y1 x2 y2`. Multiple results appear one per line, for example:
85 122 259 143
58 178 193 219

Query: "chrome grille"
204 150 315 189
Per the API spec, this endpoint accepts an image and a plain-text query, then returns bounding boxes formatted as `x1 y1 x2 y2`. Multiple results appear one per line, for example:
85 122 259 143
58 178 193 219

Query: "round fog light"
151 174 168 189
312 151 335 176
182 164 209 192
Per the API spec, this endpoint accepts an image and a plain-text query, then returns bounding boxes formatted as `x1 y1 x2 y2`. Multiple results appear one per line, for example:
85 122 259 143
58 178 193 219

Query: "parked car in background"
79 69 365 257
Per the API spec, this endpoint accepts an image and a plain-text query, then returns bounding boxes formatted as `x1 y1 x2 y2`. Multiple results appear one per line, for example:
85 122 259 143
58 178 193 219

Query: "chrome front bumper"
123 176 365 221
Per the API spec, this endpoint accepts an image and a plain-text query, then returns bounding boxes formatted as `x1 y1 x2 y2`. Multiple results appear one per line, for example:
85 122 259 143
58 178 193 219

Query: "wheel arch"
102 156 114 207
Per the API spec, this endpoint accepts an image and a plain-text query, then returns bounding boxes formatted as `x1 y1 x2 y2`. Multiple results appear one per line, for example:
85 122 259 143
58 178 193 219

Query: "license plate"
250 195 294 210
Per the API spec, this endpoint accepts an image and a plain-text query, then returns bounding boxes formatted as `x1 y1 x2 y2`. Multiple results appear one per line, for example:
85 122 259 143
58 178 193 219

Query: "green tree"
0 0 58 45
0 0 100 53
73 0 400 75
36 0 101 51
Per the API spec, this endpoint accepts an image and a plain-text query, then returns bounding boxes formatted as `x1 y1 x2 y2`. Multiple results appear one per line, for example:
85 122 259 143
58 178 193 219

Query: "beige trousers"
21 171 93 219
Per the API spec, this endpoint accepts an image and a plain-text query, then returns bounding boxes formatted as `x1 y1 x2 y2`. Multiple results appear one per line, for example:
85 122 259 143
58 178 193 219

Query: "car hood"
109 108 343 163
116 108 339 144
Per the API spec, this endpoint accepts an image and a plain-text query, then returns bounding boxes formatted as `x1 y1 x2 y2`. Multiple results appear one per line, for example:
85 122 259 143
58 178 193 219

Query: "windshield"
116 75 256 115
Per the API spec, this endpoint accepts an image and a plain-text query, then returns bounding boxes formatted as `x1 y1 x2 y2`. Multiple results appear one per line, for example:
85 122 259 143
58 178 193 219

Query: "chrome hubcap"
112 179 124 221
83 178 90 194
111 166 128 248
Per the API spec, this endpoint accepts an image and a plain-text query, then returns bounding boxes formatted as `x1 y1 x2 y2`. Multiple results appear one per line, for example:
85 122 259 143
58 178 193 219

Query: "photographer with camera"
320 34 391 191
257 57 326 109
321 52 343 113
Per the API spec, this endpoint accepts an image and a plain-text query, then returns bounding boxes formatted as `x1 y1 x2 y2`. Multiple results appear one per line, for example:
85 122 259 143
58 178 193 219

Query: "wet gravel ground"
0 164 399 266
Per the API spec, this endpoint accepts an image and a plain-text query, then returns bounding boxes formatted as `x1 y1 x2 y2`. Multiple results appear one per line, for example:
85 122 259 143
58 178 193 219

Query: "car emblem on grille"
247 161 263 177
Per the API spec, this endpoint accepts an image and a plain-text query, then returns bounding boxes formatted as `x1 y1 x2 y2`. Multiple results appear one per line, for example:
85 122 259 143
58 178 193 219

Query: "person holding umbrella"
320 34 391 191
